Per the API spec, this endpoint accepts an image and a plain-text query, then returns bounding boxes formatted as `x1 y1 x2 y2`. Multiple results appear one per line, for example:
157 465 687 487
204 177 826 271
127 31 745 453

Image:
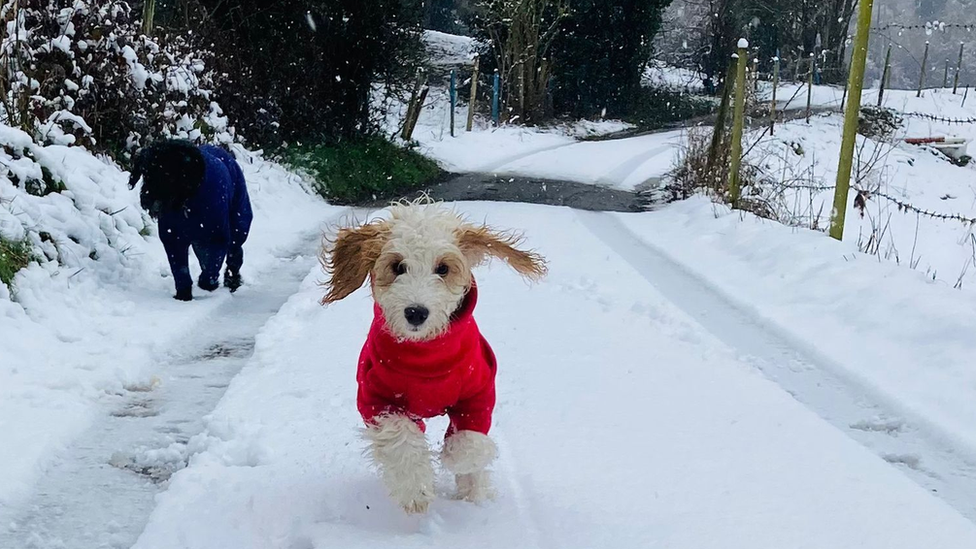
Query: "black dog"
129 140 253 301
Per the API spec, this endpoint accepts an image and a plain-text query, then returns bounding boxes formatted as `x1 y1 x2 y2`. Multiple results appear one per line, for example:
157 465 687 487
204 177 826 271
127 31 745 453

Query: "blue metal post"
492 70 500 126
449 69 457 137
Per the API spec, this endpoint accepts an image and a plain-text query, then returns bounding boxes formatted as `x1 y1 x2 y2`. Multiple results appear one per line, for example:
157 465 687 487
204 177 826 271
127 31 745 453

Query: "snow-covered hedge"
0 122 150 297
2 0 231 154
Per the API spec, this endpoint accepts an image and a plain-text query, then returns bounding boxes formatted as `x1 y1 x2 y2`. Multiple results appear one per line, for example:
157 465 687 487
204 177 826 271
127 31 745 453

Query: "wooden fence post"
878 44 892 106
770 51 780 135
143 0 156 36
729 39 749 208
807 53 815 123
829 0 875 241
449 69 457 137
841 70 849 111
467 55 480 132
401 70 425 141
750 57 759 92
707 59 737 175
404 86 429 140
954 42 964 94
917 41 929 98
944 58 950 88
492 69 500 126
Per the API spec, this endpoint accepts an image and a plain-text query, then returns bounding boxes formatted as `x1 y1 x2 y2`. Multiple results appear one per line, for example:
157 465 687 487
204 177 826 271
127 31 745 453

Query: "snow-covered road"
416 127 681 192
77 201 974 549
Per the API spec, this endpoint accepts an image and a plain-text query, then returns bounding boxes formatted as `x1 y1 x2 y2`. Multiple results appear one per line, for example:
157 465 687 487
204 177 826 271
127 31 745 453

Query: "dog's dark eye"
392 261 407 276
435 263 449 277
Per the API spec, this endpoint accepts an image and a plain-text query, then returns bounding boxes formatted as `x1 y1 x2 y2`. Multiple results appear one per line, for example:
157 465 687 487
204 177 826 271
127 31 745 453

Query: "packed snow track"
0 232 328 549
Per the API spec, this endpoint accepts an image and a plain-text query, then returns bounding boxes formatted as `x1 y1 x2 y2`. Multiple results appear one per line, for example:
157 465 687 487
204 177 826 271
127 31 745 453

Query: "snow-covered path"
420 130 682 192
485 133 680 190
0 227 335 549
121 202 976 549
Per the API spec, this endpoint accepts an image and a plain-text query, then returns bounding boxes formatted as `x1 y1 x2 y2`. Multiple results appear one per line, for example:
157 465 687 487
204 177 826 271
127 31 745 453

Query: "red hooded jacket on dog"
357 285 496 436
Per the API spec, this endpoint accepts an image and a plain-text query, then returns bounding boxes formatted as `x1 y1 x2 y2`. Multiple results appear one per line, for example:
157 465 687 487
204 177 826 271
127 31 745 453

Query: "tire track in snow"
578 210 976 523
594 145 673 188
479 141 579 174
492 432 547 549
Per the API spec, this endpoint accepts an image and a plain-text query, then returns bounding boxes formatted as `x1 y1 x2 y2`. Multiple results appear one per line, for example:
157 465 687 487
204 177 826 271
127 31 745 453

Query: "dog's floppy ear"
321 220 390 304
456 224 547 280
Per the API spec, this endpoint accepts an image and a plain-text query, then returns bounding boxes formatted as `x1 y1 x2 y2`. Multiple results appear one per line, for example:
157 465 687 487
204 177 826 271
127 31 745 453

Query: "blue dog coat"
158 145 253 294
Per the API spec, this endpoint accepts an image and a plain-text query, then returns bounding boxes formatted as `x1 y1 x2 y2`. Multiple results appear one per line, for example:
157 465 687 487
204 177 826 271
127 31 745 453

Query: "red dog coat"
357 284 496 436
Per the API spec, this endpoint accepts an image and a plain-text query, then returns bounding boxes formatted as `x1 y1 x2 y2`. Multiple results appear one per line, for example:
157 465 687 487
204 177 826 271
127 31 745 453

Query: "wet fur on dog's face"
321 202 547 341
128 139 205 219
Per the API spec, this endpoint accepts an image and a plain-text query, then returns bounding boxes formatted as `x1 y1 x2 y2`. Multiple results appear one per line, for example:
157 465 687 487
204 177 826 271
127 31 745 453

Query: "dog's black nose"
404 306 429 326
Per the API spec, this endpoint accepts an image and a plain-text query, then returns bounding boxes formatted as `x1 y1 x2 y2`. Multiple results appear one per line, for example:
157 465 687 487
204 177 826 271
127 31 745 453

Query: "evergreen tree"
552 0 673 117
185 0 425 146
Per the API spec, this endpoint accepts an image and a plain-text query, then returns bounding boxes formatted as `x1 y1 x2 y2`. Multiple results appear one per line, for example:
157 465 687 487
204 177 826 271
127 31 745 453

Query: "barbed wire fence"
871 23 976 32
728 20 976 276
901 112 976 124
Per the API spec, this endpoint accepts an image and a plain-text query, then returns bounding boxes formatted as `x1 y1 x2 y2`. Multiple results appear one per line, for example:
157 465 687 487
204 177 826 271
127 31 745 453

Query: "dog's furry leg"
442 430 497 503
455 470 494 503
364 415 434 514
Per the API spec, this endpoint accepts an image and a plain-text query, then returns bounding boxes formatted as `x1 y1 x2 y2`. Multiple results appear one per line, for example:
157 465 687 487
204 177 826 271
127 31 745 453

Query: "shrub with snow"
0 121 152 296
1 0 230 155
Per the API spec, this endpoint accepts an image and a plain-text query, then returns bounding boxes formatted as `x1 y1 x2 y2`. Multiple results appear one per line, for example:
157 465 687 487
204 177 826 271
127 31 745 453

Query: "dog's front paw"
174 288 192 301
224 271 243 292
442 431 497 475
455 471 495 503
401 493 433 514
365 415 435 515
198 275 220 292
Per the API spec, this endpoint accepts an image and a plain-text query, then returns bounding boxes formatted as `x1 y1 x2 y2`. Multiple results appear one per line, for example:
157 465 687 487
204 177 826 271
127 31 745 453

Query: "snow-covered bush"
0 233 30 287
0 0 231 155
667 126 777 220
0 121 152 295
858 107 902 140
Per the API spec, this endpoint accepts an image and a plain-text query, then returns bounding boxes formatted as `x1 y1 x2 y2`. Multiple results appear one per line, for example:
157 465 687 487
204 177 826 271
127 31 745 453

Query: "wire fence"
871 23 976 33
902 112 976 124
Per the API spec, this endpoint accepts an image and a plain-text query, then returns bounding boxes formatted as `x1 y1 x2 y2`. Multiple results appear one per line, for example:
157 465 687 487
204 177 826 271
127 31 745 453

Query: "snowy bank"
620 196 976 466
740 87 976 288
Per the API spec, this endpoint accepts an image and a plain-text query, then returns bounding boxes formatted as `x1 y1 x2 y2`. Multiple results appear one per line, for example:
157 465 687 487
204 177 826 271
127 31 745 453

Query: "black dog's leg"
193 242 226 292
162 234 193 301
224 243 245 292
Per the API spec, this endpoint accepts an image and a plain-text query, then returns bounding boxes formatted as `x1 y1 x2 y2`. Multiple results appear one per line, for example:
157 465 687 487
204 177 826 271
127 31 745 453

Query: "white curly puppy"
321 200 546 514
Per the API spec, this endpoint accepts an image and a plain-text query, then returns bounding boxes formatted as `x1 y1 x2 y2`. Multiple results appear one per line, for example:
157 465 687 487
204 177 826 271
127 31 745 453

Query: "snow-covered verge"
619 197 976 459
736 86 976 289
385 85 636 174
131 202 976 549
384 84 673 190
0 137 332 510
